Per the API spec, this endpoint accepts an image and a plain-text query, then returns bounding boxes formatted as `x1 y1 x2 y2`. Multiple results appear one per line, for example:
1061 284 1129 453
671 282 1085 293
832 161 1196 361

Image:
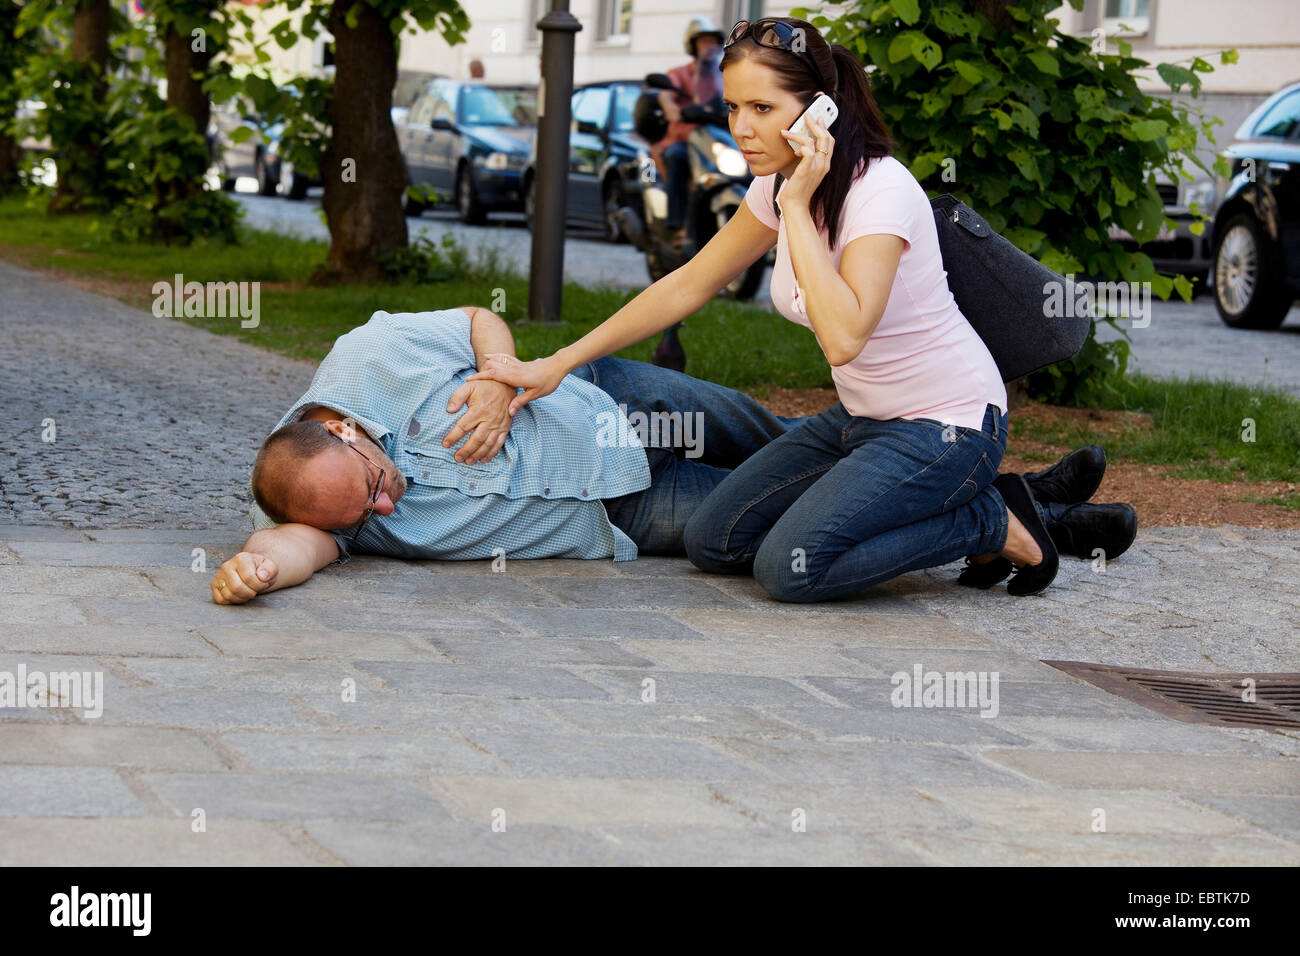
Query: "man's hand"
441 379 516 463
211 552 279 605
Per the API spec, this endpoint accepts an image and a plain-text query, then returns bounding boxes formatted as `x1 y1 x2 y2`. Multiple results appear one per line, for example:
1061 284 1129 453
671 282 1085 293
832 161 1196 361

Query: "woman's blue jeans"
683 401 1021 603
571 357 1033 603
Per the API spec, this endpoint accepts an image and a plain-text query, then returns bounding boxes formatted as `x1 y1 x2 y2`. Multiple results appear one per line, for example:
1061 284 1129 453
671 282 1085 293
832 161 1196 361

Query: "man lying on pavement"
210 305 796 604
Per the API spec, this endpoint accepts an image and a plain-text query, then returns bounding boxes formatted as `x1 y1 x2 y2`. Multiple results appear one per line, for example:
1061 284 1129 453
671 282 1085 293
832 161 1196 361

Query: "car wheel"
603 178 627 244
1212 213 1293 329
282 161 309 200
217 158 235 192
255 154 278 197
457 165 486 225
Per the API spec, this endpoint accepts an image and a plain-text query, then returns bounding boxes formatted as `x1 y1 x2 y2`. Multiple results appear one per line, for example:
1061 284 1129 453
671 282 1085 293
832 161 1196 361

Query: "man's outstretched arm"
210 523 340 605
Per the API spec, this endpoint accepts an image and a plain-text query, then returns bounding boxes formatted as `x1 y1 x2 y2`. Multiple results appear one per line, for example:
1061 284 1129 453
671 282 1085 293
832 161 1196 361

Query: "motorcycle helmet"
632 90 668 143
683 15 724 57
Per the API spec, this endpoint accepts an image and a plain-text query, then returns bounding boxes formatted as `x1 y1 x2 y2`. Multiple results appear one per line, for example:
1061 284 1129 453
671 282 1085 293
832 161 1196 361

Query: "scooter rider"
652 15 726 248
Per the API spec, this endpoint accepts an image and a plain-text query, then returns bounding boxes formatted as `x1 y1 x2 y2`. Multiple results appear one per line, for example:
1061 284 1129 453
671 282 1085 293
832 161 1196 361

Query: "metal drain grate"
1042 661 1300 729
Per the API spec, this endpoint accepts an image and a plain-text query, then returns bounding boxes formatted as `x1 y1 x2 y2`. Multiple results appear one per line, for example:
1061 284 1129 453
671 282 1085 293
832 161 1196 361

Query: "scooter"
618 73 767 372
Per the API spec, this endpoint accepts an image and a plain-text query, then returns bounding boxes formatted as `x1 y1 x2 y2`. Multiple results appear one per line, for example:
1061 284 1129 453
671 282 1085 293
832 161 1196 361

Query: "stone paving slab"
0 818 327 865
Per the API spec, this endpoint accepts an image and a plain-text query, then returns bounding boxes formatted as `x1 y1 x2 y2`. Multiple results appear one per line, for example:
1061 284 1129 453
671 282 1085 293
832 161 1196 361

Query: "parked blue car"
396 79 538 223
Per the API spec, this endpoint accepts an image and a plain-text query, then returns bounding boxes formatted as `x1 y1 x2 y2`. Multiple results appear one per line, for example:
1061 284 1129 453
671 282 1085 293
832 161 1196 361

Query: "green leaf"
1112 175 1136 206
907 32 942 70
1006 147 1040 185
1221 48 1239 65
953 60 984 84
1025 49 1059 76
1129 119 1168 141
887 33 915 64
1156 62 1197 93
891 0 921 25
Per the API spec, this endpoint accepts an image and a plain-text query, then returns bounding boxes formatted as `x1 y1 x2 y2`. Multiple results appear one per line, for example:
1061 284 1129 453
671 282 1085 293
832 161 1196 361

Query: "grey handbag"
772 176 1089 382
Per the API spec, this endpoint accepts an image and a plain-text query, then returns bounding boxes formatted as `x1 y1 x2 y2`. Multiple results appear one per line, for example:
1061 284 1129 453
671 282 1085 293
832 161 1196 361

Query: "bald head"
251 421 341 524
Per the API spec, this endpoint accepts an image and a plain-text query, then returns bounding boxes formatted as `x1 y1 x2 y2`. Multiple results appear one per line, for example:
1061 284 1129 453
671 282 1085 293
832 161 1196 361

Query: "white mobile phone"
786 93 839 154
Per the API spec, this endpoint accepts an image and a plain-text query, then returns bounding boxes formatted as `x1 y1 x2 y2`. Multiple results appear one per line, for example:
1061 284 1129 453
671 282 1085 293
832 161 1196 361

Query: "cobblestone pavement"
1 260 1297 865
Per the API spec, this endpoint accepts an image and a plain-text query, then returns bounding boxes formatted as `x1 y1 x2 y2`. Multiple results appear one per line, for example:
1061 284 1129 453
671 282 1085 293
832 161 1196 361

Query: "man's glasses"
725 18 833 95
328 428 385 544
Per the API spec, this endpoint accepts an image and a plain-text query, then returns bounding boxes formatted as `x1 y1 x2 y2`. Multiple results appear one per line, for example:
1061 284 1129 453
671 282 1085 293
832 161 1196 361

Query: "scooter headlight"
712 142 749 177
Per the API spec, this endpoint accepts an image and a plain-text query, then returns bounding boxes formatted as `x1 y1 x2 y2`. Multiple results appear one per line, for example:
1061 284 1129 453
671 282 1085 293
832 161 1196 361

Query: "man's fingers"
446 381 472 413
441 413 474 449
250 554 278 588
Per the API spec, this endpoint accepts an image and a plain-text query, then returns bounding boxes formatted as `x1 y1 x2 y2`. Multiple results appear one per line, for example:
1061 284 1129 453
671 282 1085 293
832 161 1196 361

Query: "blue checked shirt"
249 309 651 562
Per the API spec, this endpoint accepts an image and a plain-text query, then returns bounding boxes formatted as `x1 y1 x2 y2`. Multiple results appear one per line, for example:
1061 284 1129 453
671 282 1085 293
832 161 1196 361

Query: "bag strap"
772 172 784 221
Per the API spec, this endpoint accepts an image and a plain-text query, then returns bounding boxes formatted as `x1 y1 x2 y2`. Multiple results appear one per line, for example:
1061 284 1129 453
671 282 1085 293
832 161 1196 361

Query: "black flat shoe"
1046 502 1138 560
1024 445 1106 505
993 474 1059 596
957 556 1013 589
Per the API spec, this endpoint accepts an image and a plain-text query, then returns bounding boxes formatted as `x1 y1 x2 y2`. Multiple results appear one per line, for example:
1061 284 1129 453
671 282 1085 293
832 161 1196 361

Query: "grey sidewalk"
1 260 1297 865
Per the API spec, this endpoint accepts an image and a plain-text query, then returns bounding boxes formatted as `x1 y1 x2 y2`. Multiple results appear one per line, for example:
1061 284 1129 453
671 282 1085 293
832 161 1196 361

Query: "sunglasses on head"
725 18 834 95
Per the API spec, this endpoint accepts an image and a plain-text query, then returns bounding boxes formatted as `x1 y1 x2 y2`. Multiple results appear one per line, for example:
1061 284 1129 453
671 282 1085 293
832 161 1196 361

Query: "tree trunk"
69 0 109 65
317 0 407 283
49 0 111 213
970 0 1015 33
165 21 213 136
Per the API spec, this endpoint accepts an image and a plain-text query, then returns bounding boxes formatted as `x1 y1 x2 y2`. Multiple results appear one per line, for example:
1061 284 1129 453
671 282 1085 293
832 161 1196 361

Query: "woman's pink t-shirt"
745 155 1007 431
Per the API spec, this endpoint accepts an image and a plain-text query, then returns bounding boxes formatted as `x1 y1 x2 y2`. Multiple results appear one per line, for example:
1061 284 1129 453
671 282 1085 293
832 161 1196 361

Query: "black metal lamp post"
528 0 581 323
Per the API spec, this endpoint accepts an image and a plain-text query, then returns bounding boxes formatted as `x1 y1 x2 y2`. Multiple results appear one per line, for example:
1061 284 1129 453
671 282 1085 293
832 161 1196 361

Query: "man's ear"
321 418 359 443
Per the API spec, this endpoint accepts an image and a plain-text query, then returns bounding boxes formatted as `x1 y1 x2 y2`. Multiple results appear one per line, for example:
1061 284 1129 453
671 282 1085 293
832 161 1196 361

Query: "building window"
1103 0 1150 37
527 0 546 46
597 0 632 44
718 0 762 34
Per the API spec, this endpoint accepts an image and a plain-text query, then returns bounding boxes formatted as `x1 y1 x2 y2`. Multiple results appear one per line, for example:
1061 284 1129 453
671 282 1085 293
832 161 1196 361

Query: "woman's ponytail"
815 44 893 246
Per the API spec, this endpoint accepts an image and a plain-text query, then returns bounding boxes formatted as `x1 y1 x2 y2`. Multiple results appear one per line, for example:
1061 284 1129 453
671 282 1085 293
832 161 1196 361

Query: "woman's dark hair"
721 17 893 248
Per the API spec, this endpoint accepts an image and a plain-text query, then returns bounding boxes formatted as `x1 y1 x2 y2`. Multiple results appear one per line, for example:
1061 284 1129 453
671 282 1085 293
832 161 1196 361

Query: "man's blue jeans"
569 356 797 554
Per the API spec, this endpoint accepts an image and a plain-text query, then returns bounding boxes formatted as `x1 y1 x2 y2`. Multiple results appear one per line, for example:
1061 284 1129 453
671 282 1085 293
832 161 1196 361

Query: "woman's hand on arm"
467 205 776 411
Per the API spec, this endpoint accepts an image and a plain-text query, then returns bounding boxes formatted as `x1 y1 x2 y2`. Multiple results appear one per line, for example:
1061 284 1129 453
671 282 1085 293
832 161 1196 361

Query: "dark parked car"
1210 81 1300 328
208 93 323 199
522 80 650 242
1108 166 1217 291
397 79 537 223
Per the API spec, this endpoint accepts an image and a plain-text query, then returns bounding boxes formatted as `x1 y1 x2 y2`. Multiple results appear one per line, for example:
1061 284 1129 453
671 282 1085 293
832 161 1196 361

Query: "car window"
460 86 536 126
408 91 435 127
613 85 640 132
574 87 610 129
433 86 457 123
1252 90 1300 139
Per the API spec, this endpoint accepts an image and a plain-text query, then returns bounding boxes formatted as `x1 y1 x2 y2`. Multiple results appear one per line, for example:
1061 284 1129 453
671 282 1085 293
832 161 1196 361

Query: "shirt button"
582 488 589 496
422 472 429 479
468 482 476 490
543 487 551 495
